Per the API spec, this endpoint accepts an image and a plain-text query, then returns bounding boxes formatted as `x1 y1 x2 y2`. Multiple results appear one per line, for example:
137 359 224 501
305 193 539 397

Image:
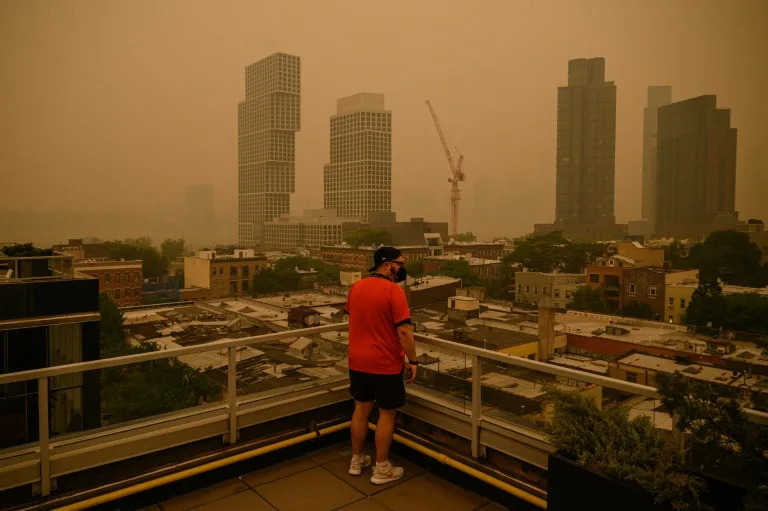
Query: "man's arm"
397 324 418 382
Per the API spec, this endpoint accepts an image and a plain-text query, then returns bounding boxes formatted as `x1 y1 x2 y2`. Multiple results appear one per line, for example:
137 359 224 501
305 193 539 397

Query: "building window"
134 272 140 283
608 259 615 267
242 266 250 278
543 287 548 296
124 272 130 283
527 353 536 360
135 288 141 298
554 289 560 298
589 273 600 283
114 289 121 299
626 372 637 383
115 273 120 284
525 285 530 293
242 280 249 292
219 267 223 275
566 290 572 299
680 298 686 308
517 284 521 293
230 266 238 277
627 283 636 294
212 269 217 277
648 285 658 297
105 273 111 284
534 286 538 295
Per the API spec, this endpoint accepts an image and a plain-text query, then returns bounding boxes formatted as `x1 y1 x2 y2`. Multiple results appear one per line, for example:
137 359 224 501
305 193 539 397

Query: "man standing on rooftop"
345 246 419 484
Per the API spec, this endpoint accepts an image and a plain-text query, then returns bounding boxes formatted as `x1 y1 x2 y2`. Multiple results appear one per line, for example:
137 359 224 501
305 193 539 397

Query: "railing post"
470 354 482 458
227 347 237 444
38 376 51 496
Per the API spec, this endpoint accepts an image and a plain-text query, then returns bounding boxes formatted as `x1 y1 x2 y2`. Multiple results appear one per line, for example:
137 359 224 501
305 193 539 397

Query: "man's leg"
351 400 374 456
375 407 396 463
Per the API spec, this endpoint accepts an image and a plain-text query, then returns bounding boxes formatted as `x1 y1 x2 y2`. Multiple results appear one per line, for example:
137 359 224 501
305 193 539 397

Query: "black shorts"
349 369 405 410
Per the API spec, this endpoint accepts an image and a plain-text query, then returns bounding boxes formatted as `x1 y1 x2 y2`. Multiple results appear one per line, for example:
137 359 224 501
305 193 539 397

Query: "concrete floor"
141 441 508 511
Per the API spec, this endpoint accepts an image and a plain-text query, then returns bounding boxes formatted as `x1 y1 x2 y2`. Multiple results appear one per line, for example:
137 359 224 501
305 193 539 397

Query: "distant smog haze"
1 0 767 245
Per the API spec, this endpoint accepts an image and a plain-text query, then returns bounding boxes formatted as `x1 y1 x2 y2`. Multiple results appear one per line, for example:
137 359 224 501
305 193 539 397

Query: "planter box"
547 453 672 511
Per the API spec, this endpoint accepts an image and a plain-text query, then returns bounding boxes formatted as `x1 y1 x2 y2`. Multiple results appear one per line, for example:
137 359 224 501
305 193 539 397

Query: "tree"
621 300 657 320
98 293 219 424
251 256 342 294
344 228 392 248
161 238 185 262
686 288 768 337
721 292 768 336
455 232 477 242
105 239 167 279
99 292 127 357
664 240 688 269
433 260 481 286
687 231 766 286
562 241 607 274
1 243 52 257
405 260 423 278
505 231 605 274
685 279 726 329
252 268 300 294
567 285 607 313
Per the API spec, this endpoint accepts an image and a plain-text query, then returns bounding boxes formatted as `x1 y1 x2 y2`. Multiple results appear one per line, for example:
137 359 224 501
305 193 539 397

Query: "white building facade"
324 93 392 222
238 53 301 247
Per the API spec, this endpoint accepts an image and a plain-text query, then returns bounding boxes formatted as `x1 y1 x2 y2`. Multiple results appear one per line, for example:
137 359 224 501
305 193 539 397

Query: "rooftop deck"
139 440 505 511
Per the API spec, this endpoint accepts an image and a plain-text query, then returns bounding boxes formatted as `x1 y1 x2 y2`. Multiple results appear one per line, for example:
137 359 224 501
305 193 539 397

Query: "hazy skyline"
2 0 767 243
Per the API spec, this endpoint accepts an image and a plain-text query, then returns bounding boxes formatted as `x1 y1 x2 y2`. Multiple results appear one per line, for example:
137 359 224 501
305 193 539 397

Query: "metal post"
37 376 51 496
227 347 237 444
470 355 482 458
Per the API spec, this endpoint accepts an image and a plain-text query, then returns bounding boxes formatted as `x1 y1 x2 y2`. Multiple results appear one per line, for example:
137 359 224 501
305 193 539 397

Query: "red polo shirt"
345 275 411 375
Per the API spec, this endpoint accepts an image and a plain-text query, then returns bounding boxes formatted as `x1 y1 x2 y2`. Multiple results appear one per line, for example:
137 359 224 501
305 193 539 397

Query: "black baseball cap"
369 246 402 273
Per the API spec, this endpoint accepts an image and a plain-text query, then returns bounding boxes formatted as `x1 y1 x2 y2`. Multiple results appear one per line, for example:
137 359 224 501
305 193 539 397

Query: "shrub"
546 387 703 510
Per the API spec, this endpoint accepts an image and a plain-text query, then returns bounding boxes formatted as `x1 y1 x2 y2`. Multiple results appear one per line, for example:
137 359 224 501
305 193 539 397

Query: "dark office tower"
323 93 392 222
656 95 737 238
238 53 301 247
641 86 672 229
555 58 617 227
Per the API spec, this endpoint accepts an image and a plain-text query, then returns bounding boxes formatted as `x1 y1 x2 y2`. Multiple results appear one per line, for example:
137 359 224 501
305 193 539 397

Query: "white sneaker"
348 453 371 476
370 461 404 485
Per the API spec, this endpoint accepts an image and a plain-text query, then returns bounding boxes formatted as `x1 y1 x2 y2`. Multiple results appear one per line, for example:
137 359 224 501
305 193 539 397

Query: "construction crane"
425 100 464 239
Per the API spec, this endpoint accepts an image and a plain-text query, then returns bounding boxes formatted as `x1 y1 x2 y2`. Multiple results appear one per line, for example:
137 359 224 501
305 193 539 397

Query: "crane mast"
425 100 464 239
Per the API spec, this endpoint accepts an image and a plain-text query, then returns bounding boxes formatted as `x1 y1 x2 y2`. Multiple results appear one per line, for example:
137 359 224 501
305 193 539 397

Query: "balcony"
1 324 766 510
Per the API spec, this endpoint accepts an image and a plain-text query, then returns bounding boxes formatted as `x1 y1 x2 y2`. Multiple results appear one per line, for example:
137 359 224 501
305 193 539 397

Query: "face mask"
390 265 407 283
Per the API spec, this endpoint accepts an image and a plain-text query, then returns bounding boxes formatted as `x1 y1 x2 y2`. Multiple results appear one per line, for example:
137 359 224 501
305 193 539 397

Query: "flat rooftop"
122 302 348 395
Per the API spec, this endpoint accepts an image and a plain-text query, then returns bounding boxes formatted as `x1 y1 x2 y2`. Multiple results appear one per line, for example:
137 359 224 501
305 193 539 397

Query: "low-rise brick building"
73 259 143 306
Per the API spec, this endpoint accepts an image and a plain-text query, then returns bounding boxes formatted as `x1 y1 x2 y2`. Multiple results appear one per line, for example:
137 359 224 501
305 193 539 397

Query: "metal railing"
1 322 766 499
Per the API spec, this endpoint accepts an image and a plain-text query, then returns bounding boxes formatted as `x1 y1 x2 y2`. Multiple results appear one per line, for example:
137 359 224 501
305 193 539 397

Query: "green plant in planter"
656 371 768 511
545 386 703 510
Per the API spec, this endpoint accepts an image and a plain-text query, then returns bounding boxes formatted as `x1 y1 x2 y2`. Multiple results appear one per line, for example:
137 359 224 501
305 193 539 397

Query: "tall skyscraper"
656 95 737 238
555 58 617 227
237 53 301 247
641 86 672 229
323 93 391 222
